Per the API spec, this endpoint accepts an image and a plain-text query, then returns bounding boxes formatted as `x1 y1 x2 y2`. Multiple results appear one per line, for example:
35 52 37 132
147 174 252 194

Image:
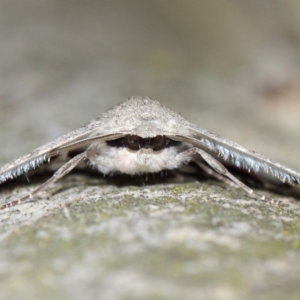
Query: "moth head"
124 135 166 151
102 134 184 174
106 135 181 152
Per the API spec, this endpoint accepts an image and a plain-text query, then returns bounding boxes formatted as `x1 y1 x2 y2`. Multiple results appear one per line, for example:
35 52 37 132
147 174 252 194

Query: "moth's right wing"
171 121 300 186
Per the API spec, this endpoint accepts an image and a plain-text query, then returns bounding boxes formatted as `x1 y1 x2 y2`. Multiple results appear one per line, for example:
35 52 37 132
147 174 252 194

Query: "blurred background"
1 0 300 167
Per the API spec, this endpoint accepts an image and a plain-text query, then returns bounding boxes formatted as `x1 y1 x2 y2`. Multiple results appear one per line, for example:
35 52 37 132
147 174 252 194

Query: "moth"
0 96 299 209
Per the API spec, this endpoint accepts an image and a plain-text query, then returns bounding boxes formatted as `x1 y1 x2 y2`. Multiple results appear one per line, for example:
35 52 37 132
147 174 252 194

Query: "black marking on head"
67 147 87 159
106 135 181 151
106 137 125 148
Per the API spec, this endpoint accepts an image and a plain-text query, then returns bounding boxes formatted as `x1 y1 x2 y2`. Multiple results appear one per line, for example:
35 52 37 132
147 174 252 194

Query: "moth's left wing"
172 122 300 186
0 119 126 184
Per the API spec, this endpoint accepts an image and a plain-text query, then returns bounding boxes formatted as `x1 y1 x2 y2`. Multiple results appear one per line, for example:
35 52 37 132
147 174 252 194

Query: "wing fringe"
0 154 49 184
174 125 300 186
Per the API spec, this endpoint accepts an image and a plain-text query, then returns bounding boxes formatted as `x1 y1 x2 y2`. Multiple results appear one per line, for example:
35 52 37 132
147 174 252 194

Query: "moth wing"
174 121 300 185
0 118 122 184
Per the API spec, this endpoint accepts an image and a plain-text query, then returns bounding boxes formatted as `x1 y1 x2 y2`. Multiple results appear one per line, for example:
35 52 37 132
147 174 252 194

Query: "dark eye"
124 135 140 151
152 135 166 151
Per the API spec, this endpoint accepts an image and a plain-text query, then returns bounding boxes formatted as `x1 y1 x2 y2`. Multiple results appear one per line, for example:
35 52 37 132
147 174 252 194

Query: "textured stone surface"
1 1 300 300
